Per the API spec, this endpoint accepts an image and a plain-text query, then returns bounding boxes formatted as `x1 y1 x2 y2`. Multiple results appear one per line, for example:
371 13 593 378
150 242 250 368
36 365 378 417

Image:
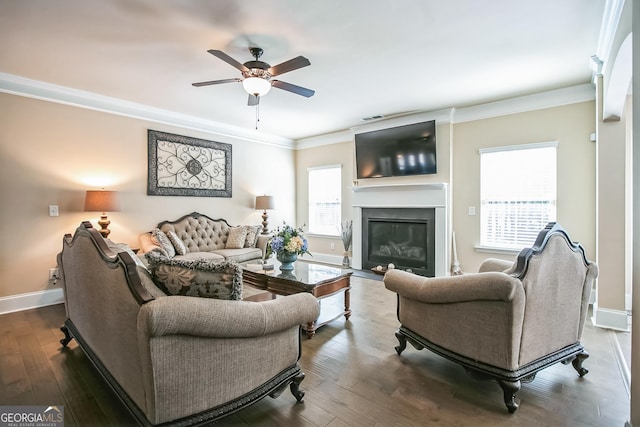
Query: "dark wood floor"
0 276 631 426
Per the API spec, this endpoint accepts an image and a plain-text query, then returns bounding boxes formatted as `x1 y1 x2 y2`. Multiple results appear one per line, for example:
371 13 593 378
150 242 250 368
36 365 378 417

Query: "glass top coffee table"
240 258 353 338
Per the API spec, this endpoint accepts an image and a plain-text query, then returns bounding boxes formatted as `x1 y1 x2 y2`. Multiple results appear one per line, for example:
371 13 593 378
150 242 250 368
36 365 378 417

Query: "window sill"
306 233 341 239
474 245 522 256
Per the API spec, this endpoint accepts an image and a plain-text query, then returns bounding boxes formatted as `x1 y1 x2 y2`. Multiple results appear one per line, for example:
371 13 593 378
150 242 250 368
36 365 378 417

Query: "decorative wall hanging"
147 130 232 197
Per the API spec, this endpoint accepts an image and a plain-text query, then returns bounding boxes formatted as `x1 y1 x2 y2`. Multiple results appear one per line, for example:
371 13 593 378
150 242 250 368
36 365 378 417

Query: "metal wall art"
147 130 232 197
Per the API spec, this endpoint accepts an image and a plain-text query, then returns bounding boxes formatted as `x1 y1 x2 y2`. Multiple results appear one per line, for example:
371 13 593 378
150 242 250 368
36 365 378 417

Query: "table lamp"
84 189 120 238
255 195 275 234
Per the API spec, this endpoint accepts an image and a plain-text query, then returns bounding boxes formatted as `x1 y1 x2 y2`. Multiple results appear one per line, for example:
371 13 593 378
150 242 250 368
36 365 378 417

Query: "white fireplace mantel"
352 182 449 277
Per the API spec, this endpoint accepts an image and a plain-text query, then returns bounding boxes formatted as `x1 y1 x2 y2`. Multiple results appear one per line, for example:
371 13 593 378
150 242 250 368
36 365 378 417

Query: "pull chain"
255 104 260 130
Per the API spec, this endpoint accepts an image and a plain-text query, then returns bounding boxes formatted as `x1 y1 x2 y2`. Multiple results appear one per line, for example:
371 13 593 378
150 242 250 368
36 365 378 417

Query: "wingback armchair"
383 222 598 413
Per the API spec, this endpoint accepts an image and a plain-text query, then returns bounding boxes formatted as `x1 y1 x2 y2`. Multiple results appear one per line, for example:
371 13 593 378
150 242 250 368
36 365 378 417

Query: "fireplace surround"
352 183 449 277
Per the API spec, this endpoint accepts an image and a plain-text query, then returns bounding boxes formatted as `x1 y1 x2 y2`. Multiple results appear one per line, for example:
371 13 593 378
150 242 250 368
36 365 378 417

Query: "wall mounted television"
355 120 436 179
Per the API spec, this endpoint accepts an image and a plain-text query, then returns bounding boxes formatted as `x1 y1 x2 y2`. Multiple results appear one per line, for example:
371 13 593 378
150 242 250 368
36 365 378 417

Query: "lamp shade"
242 77 272 96
255 195 275 211
84 190 120 212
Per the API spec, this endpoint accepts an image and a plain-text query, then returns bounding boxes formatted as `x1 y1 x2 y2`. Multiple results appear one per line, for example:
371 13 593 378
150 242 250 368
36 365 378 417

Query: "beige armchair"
384 222 598 413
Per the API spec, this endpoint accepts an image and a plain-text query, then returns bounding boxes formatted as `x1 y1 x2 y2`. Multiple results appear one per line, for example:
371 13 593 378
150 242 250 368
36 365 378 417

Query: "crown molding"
350 108 454 135
1 72 595 150
295 129 354 150
594 0 627 70
0 72 294 149
296 108 454 149
295 84 595 148
452 83 595 124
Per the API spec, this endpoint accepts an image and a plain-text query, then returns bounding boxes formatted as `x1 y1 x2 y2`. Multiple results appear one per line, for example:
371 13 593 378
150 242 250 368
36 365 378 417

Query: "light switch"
49 205 59 217
468 206 476 216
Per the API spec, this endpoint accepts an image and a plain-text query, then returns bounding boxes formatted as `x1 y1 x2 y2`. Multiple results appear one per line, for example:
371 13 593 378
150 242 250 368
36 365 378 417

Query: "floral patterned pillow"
145 252 242 300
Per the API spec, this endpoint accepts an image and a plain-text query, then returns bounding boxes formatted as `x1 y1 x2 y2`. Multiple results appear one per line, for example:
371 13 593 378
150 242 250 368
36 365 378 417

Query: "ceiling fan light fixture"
242 77 271 96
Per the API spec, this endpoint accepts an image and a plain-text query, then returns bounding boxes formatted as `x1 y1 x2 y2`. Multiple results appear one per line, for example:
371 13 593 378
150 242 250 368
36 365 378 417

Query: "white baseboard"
0 288 65 315
591 304 630 331
609 330 631 398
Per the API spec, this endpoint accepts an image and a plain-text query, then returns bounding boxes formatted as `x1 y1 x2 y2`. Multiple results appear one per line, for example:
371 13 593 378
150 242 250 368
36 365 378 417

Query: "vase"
342 253 351 268
277 251 298 271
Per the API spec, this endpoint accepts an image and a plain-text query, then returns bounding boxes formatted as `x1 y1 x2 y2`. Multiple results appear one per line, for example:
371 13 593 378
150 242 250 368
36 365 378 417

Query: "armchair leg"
497 379 521 413
571 350 590 377
289 372 306 402
394 331 407 355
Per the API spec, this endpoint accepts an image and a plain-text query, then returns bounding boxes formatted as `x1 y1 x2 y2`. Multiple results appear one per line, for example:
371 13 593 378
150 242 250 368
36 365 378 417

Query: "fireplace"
362 208 435 276
352 183 449 277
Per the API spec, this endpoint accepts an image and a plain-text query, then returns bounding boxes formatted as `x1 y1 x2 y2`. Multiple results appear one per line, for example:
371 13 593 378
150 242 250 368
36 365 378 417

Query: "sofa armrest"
479 257 515 273
384 269 524 304
138 293 319 338
256 234 269 259
138 232 161 254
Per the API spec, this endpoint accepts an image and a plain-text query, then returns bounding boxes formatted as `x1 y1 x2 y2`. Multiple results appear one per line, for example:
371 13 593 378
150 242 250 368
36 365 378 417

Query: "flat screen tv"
355 120 436 179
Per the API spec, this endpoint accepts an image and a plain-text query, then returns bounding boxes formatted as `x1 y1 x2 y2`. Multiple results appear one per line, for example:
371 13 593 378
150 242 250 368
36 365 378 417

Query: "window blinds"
480 142 557 249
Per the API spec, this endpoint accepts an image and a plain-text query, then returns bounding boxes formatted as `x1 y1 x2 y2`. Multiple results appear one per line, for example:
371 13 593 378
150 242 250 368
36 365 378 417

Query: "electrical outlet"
330 242 335 250
49 268 59 280
468 206 476 216
48 205 59 217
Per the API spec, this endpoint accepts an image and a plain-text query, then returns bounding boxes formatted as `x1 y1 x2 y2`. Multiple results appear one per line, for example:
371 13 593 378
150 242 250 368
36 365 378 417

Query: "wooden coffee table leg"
344 288 352 320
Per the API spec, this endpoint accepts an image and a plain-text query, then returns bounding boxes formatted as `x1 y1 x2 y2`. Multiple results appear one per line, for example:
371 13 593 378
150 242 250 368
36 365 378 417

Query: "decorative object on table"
255 195 275 234
341 219 353 268
147 129 232 197
451 231 463 275
84 189 120 238
267 223 311 271
371 265 388 275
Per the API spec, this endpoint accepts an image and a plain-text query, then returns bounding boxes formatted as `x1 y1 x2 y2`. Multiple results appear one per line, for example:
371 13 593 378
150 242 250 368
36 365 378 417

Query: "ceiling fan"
192 47 315 106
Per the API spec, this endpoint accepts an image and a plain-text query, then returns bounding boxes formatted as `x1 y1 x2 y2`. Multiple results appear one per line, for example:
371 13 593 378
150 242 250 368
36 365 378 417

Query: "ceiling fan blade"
248 94 260 106
271 80 315 98
192 78 241 87
268 56 311 76
207 49 249 72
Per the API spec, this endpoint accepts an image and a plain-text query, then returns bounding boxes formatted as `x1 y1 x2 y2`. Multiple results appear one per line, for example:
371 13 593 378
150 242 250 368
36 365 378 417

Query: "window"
480 142 557 250
308 165 342 236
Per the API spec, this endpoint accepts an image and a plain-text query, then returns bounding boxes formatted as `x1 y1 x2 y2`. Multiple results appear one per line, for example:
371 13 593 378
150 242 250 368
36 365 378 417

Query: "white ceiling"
0 0 605 141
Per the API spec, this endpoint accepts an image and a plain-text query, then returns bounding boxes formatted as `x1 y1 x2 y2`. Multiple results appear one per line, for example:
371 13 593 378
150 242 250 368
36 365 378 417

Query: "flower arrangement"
267 223 311 258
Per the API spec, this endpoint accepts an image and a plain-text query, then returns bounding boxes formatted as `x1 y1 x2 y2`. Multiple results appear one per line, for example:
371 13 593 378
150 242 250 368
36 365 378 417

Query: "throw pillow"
145 252 242 300
244 225 261 248
167 230 188 255
226 226 248 249
151 228 175 258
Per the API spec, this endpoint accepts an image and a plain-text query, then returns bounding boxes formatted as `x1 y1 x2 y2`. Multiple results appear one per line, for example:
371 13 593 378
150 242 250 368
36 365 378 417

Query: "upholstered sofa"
384 222 598 413
139 211 269 263
58 221 320 426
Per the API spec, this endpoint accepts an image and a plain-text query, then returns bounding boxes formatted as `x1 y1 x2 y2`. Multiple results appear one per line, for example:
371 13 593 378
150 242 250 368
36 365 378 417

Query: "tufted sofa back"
159 212 231 253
